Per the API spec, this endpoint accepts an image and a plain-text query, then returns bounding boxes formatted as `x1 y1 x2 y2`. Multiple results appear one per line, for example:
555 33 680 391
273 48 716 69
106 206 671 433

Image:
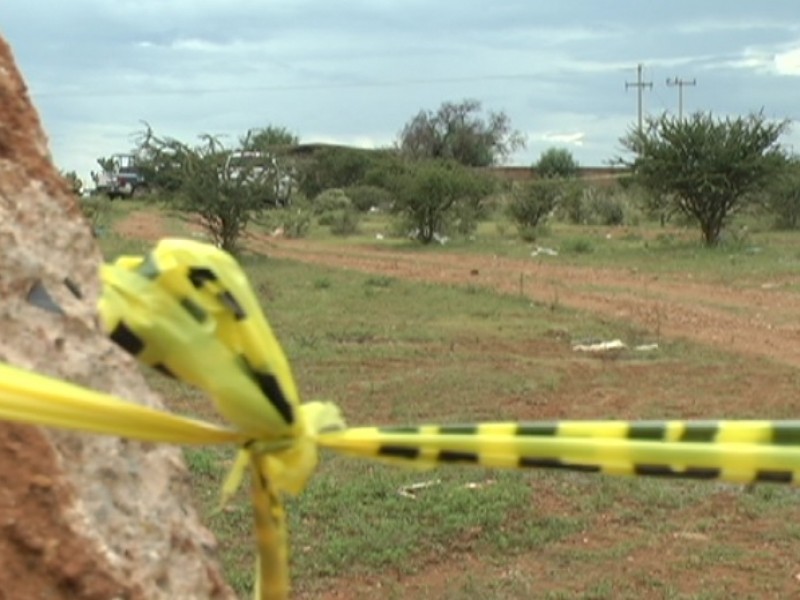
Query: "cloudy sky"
2 1 799 184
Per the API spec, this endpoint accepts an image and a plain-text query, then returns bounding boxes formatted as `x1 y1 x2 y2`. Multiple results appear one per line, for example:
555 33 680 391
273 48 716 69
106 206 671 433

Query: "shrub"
584 186 625 226
534 147 580 179
328 209 360 236
312 188 352 215
257 196 312 239
79 196 110 236
554 181 587 224
563 238 594 254
764 160 800 229
507 180 561 240
280 207 312 238
344 185 394 212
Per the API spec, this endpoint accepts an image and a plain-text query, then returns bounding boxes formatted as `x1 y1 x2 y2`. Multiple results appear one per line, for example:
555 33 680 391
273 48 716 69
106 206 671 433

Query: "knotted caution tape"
0 238 798 600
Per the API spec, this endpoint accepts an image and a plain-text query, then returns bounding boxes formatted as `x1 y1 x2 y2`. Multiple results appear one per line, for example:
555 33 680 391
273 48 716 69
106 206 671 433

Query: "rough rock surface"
0 36 235 599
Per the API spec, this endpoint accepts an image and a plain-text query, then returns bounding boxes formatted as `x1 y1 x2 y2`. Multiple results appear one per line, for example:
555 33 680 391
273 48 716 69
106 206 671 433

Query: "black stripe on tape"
516 423 558 437
188 267 218 288
518 457 601 472
180 297 207 323
219 290 247 320
629 422 666 441
110 322 145 356
379 445 420 460
634 465 720 479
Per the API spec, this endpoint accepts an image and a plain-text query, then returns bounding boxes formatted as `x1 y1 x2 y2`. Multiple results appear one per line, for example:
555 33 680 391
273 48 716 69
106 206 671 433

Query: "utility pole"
666 76 697 120
625 63 652 133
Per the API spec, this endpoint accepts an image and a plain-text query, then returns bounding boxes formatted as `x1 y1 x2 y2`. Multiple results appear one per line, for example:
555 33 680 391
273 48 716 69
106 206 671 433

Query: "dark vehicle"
91 154 149 199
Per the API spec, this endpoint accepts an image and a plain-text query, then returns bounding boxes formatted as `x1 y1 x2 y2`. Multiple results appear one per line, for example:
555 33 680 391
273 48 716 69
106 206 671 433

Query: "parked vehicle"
223 151 294 206
91 154 149 199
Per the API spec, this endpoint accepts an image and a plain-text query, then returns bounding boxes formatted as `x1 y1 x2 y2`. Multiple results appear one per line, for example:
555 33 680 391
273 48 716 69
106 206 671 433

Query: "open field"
105 205 800 599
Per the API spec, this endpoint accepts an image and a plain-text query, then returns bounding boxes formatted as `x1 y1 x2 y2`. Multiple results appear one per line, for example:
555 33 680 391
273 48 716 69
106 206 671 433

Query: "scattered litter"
464 479 496 490
398 479 441 498
672 531 709 542
271 227 285 238
433 232 449 245
572 339 627 353
531 246 558 257
634 343 659 352
375 233 384 240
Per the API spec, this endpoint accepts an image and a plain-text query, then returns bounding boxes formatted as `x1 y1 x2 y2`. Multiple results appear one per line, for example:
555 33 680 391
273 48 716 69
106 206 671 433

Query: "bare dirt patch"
256 237 800 371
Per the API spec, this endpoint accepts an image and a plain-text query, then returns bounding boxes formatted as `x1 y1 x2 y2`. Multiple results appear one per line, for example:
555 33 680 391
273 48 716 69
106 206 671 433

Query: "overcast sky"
2 1 799 184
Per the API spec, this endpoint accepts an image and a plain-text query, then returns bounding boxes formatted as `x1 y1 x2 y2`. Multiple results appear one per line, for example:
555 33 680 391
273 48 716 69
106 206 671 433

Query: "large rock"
0 37 235 599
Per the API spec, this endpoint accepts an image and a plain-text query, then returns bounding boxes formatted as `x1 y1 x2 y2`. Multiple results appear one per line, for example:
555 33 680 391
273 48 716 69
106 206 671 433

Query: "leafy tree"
344 185 395 212
239 125 300 205
96 156 116 172
507 179 561 240
241 125 299 150
137 129 277 253
389 160 490 243
763 157 800 229
535 147 580 179
297 146 377 198
61 170 83 195
398 99 525 167
622 111 790 245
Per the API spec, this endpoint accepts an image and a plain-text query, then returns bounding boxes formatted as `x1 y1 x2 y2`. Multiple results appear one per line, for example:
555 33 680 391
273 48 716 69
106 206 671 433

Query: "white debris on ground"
464 479 496 490
398 478 498 498
572 339 627 352
531 246 559 257
398 479 441 498
572 339 659 353
634 343 659 352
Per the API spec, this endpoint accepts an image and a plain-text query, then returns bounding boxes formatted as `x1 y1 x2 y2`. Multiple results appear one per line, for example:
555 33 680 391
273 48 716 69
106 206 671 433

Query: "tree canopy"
397 99 525 167
241 125 299 151
136 128 278 253
622 111 790 245
388 159 493 243
534 147 580 179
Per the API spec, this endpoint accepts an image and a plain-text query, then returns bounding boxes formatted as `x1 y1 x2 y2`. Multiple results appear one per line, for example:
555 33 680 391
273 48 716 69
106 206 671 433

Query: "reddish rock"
0 36 235 600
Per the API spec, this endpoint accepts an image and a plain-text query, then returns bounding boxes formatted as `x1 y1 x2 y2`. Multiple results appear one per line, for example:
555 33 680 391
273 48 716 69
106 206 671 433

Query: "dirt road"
255 236 800 368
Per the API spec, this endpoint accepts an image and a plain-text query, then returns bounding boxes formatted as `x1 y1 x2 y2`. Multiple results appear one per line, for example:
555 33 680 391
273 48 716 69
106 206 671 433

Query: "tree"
762 157 800 229
137 128 277 253
535 147 580 179
297 146 376 198
622 112 790 245
398 99 525 167
238 125 300 205
240 125 299 151
389 159 491 243
61 170 83 195
507 179 562 240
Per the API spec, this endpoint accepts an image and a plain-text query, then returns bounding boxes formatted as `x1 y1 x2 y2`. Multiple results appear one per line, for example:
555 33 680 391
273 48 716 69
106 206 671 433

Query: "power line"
30 72 546 100
666 76 697 120
625 63 652 133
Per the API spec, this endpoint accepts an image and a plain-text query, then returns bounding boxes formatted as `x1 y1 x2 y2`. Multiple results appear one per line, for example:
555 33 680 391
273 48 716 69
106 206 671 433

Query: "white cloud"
303 133 395 150
538 132 586 147
4 0 799 181
675 18 800 35
775 47 800 75
708 43 800 76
